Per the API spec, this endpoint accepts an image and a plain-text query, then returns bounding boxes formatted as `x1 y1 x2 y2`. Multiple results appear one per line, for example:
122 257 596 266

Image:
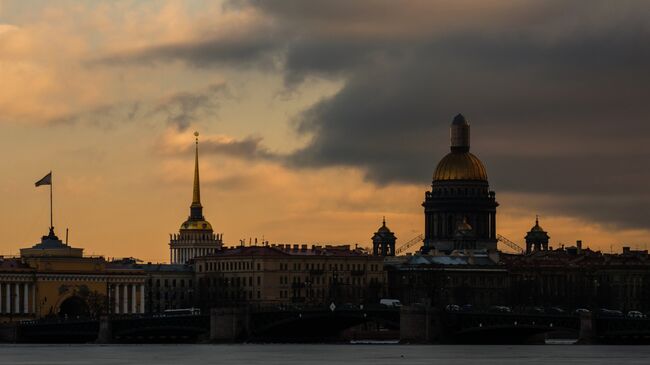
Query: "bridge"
6 306 399 343
441 311 580 343
13 315 211 343
247 306 399 341
5 306 650 344
401 307 650 344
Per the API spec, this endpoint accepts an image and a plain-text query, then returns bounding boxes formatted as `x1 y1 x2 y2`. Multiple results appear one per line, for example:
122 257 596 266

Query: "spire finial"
536 214 539 225
190 131 203 219
382 216 386 226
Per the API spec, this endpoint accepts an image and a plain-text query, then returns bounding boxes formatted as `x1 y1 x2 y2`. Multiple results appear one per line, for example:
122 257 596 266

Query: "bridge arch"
58 296 90 319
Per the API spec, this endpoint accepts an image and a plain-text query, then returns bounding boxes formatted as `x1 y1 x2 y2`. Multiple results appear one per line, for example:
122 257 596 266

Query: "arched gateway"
58 296 89 319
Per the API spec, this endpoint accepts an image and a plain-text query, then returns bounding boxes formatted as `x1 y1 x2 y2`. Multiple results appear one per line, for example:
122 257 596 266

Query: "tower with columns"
169 132 223 264
525 216 550 254
372 217 397 256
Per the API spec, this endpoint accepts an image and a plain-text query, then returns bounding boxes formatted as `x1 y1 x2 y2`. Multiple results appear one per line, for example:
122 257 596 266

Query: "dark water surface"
1 344 649 364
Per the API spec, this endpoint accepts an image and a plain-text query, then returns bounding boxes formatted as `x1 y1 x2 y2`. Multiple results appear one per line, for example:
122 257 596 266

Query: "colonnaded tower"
422 114 498 253
169 132 223 264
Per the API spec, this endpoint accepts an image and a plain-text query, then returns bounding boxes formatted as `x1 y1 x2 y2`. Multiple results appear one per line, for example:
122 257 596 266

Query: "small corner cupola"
525 215 550 254
450 113 470 153
372 216 397 256
377 216 391 233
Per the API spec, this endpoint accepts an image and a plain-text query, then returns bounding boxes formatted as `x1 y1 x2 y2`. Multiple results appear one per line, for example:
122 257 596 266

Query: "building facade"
194 244 386 309
0 228 145 323
504 245 650 312
141 263 195 313
386 252 508 308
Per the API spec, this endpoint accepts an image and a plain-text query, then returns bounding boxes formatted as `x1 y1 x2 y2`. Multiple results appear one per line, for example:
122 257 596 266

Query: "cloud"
3 0 650 240
156 128 278 162
41 83 230 131
128 1 650 231
95 33 281 70
147 83 231 130
245 0 650 231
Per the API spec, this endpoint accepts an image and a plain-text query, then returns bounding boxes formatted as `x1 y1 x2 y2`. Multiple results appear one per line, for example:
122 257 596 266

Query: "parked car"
526 306 545 314
547 307 565 314
379 299 402 308
488 305 511 313
627 310 646 319
460 304 474 312
445 304 461 312
598 308 624 317
574 308 591 315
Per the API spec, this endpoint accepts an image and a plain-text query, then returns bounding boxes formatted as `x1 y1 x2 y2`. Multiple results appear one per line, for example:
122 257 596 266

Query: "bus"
163 307 201 316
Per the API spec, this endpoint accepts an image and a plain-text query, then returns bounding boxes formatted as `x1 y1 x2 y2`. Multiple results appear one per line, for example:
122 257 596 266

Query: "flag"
35 172 52 187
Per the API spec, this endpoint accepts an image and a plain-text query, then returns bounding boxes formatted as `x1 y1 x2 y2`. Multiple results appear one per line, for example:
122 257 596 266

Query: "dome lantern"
450 113 470 153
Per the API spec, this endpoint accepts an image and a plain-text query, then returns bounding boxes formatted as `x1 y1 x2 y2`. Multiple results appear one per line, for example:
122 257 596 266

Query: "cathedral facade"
422 114 498 253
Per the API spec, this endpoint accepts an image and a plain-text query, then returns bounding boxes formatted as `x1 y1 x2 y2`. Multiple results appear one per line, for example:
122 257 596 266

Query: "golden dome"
180 219 213 231
433 152 488 181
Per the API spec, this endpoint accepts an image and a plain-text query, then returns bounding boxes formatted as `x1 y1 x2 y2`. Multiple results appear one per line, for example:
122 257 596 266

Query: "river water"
1 344 649 364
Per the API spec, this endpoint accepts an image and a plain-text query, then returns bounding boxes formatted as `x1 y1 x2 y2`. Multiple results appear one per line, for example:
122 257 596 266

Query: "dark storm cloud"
147 83 231 130
200 135 277 161
47 84 230 131
267 1 650 230
93 29 281 69
100 0 650 230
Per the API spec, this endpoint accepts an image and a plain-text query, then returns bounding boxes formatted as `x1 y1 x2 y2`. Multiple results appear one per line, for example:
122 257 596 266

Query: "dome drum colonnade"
422 114 498 253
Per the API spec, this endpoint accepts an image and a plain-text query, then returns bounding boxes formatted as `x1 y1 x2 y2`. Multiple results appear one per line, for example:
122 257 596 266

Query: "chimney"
577 240 583 254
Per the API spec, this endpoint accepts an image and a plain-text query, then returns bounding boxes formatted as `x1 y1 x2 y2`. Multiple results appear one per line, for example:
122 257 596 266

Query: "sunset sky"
1 0 649 262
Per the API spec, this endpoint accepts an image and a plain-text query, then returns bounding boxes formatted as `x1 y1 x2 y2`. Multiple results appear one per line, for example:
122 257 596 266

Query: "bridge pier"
400 305 441 343
210 307 250 342
577 312 595 344
96 315 112 344
0 323 18 343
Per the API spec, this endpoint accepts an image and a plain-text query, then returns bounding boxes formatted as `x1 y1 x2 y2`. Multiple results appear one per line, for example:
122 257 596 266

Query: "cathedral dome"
433 152 488 181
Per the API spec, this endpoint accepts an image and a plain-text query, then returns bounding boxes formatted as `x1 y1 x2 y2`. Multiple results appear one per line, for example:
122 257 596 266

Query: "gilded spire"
190 131 204 220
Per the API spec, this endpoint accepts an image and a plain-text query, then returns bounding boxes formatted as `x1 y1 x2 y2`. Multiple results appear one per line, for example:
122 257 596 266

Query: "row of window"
151 278 193 288
202 276 262 287
431 187 489 197
201 261 262 272
152 291 193 301
200 260 380 273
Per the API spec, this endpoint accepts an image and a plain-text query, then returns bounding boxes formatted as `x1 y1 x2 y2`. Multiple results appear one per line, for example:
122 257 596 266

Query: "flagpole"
49 171 53 230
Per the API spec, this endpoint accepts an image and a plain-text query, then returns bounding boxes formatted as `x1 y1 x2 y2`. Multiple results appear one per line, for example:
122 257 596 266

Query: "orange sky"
1 1 648 262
